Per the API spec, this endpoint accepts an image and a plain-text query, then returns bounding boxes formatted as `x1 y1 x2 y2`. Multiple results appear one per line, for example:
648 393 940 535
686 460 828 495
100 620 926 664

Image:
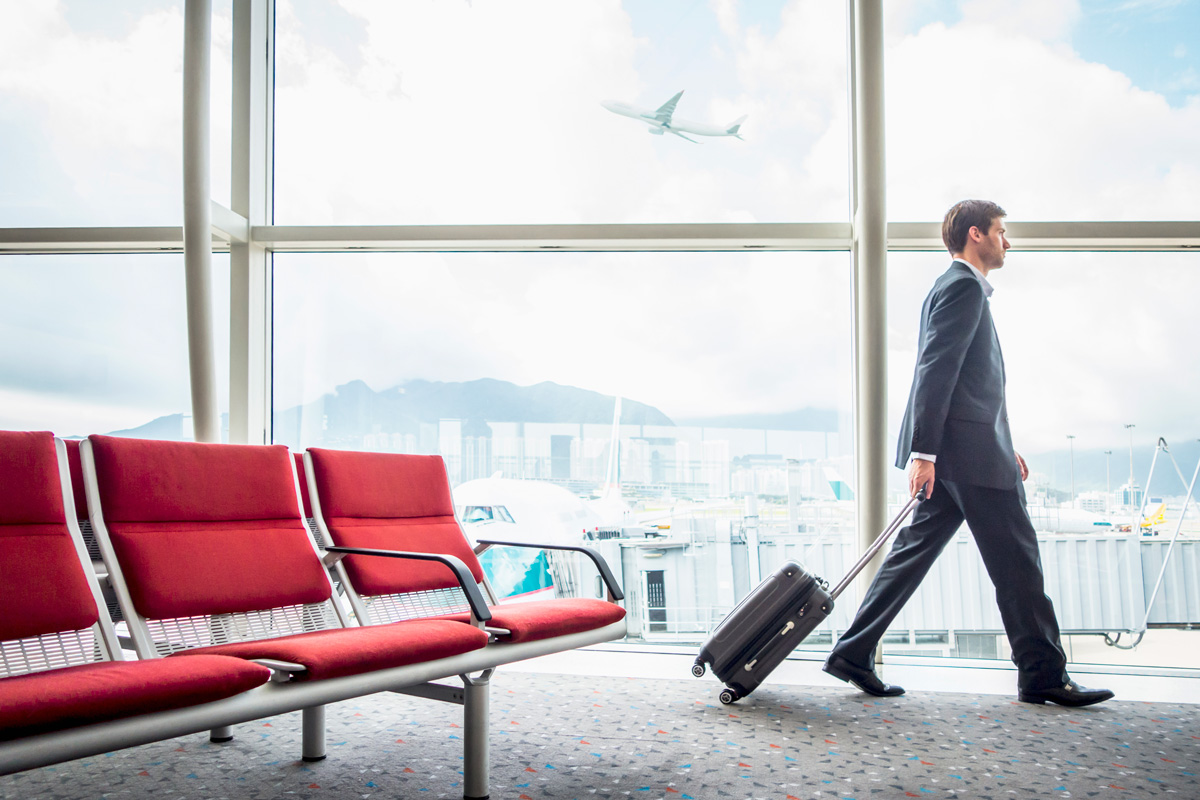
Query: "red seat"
306 447 626 642
294 452 314 519
0 430 272 742
61 438 89 521
85 435 488 676
0 656 271 741
438 598 626 644
175 620 488 681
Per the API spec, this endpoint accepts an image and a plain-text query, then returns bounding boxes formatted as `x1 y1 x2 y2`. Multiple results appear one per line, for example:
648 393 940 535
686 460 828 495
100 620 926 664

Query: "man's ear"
968 225 984 242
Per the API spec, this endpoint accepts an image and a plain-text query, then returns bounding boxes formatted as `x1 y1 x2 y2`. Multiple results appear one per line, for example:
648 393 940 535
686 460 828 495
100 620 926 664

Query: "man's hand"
909 458 935 499
1016 451 1029 481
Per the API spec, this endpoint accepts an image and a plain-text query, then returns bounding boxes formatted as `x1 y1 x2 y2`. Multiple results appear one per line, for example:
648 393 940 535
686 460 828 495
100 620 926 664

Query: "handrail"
322 546 492 622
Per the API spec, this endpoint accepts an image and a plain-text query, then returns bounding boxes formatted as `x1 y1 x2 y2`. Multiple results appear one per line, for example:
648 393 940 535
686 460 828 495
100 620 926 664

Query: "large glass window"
274 0 849 224
274 251 854 635
885 1 1200 221
882 251 1200 669
0 1 233 226
0 254 231 440
6 0 1195 685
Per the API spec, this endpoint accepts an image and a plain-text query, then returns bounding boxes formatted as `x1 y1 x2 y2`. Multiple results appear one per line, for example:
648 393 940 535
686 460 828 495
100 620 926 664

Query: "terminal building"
3 1 1199 798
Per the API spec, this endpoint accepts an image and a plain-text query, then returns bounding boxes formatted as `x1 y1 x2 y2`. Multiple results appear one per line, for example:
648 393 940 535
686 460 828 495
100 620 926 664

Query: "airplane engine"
647 127 664 135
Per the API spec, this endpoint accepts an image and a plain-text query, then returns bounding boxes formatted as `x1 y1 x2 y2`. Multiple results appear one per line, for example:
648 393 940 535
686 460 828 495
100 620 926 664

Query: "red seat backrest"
0 431 99 643
294 452 313 519
87 435 331 620
306 449 484 596
62 438 89 521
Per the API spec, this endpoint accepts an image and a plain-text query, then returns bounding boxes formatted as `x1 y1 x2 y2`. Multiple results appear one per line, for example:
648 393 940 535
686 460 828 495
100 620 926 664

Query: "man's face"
975 217 1010 270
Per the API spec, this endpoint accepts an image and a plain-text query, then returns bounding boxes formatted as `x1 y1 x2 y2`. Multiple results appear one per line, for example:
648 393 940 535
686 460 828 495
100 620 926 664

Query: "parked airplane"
601 90 747 143
454 397 631 602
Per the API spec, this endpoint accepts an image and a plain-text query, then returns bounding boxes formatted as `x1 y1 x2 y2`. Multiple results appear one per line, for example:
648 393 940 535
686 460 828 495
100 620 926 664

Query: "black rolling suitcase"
692 491 924 704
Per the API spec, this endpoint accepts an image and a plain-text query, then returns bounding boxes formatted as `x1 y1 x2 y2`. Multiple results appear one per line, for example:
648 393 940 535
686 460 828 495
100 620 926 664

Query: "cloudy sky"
2 0 1199 473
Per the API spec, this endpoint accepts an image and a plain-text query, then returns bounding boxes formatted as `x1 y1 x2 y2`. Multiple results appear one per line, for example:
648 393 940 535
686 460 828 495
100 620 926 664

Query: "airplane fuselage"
601 93 746 141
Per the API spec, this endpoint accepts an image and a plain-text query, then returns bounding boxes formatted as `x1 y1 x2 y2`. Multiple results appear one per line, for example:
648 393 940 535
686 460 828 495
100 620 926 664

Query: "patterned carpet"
3 672 1197 799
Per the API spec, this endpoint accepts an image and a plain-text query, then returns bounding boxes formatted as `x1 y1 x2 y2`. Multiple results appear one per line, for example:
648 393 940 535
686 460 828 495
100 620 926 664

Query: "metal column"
228 0 274 445
849 0 889 634
301 705 327 761
182 0 220 443
462 670 493 800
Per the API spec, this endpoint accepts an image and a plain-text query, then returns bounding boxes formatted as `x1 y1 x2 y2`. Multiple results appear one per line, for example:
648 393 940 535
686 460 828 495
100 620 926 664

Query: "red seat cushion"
0 655 271 741
323 517 484 595
0 431 67 526
104 519 331 620
0 523 100 641
307 449 485 594
442 598 626 644
87 436 331 620
172 619 489 681
0 431 99 641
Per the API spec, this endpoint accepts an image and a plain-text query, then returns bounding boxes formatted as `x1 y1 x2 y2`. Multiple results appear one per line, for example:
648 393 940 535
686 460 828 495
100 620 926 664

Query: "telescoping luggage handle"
828 489 926 602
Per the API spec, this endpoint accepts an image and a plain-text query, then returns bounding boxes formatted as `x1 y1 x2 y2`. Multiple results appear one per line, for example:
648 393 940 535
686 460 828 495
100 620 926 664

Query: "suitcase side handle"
828 489 925 602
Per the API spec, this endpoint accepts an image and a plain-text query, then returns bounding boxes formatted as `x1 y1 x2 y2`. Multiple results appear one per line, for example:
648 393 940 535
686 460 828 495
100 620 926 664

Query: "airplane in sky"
601 90 747 143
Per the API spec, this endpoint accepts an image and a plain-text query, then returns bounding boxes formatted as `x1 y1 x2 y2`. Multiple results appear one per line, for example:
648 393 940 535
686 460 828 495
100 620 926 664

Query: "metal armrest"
473 539 624 601
322 546 492 622
251 658 308 682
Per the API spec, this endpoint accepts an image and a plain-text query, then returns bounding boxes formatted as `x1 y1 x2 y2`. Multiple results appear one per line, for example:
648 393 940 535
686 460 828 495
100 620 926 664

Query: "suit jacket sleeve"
908 277 987 458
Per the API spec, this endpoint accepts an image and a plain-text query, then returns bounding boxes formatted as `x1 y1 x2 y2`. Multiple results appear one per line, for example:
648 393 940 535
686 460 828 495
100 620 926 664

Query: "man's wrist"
912 453 936 464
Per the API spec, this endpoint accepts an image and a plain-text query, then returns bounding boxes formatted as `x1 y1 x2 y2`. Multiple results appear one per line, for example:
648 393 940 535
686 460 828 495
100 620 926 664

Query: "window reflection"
273 250 854 642
274 0 848 224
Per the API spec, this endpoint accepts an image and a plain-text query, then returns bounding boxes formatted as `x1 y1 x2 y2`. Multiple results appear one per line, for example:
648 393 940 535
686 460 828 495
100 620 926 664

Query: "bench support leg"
209 725 233 743
302 705 327 762
461 669 493 800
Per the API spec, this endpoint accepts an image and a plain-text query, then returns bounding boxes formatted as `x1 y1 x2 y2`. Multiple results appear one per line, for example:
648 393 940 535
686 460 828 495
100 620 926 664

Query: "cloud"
960 0 1080 41
272 0 848 225
3 0 1198 458
0 253 231 435
272 250 852 421
0 1 236 224
887 252 1200 455
885 19 1200 221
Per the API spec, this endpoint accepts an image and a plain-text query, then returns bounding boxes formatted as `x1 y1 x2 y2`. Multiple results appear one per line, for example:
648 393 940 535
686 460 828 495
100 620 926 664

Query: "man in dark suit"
822 199 1113 707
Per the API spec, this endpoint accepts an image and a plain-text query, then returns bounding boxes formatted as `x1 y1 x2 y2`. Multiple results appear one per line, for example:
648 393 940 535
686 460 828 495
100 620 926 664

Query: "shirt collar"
953 257 994 298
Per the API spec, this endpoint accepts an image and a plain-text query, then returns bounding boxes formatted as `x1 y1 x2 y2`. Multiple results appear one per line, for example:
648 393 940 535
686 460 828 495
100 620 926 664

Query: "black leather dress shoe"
1018 681 1114 707
822 653 905 697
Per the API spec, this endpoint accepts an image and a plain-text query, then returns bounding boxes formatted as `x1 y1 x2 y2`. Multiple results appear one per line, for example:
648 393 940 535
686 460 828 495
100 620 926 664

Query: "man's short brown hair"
942 200 1006 254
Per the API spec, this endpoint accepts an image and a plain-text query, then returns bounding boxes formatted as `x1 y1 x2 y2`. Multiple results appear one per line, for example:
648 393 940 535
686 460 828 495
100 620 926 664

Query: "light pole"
1124 423 1136 507
1066 434 1076 507
1104 450 1112 511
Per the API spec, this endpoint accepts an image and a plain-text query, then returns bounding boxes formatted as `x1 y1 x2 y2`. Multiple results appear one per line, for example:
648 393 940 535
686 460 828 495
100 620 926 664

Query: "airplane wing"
653 90 684 123
668 129 699 144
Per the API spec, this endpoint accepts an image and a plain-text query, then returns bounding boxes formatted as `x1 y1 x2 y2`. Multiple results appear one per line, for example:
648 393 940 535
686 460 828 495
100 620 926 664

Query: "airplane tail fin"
726 114 748 139
601 396 622 498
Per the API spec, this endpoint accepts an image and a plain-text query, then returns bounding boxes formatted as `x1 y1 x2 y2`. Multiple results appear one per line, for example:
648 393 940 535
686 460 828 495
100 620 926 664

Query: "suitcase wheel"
691 661 706 678
719 688 739 705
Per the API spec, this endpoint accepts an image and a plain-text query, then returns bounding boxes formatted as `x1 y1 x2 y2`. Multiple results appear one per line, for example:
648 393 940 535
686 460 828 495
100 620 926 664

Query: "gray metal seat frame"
302 450 627 799
0 438 624 800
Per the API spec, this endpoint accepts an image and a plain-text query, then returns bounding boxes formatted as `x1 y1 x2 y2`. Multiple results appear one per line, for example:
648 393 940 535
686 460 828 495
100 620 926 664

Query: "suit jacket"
895 261 1019 490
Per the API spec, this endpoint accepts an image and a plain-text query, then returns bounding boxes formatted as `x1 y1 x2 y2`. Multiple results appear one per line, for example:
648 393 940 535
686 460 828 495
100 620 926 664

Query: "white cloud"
272 250 852 421
0 0 235 224
272 0 848 225
885 20 1200 221
960 0 1080 41
4 0 1199 457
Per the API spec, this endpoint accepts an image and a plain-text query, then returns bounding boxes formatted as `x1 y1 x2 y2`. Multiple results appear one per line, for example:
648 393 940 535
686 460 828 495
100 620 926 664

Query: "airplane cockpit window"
461 506 514 524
